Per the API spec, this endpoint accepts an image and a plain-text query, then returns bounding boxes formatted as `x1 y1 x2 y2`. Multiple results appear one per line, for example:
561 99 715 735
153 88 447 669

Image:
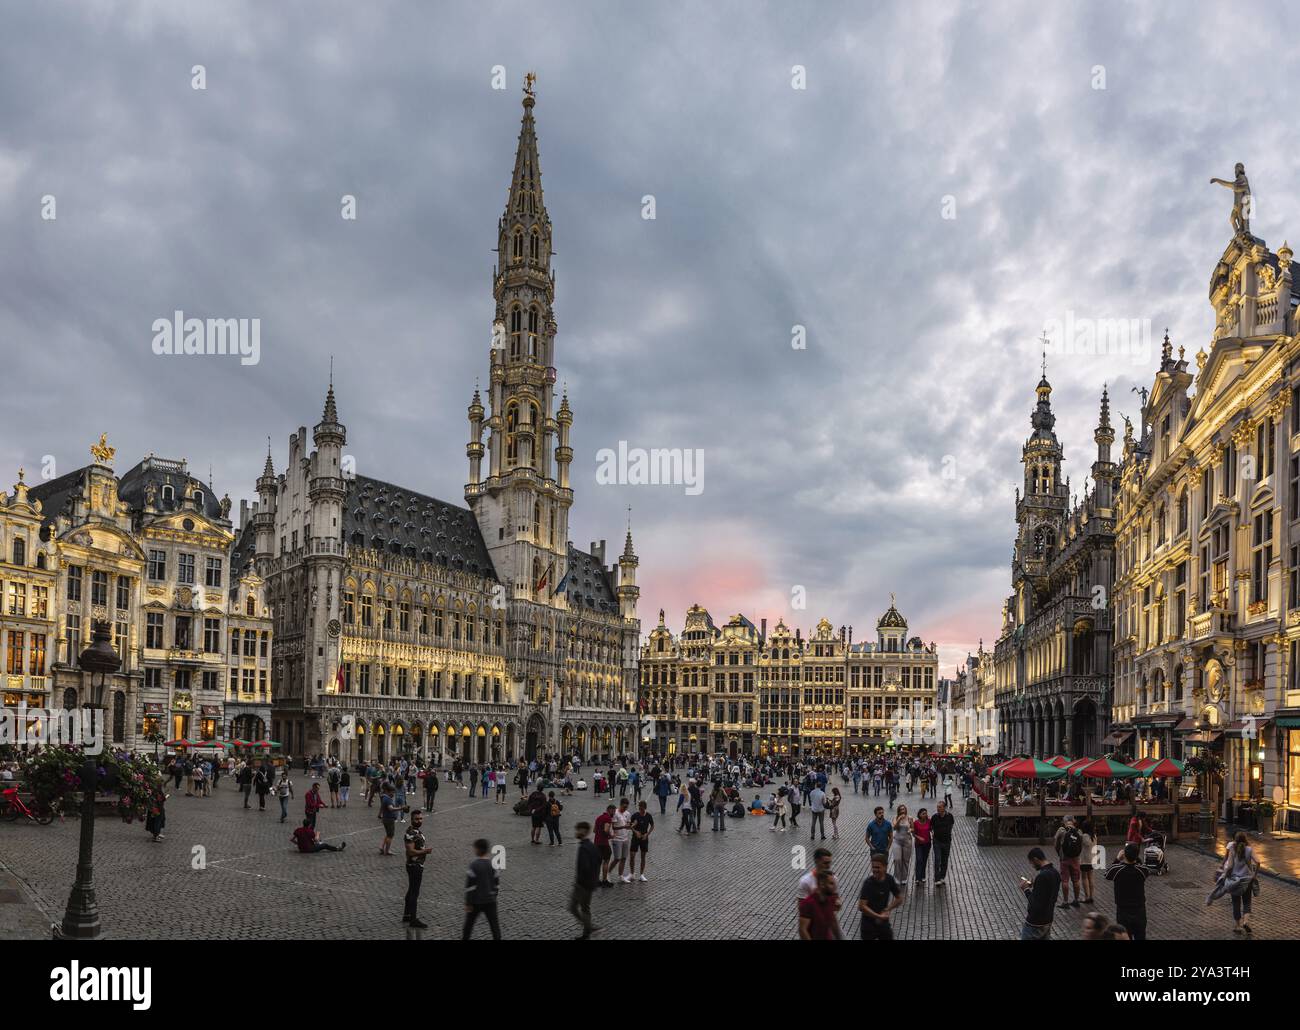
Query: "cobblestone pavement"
1 775 1296 939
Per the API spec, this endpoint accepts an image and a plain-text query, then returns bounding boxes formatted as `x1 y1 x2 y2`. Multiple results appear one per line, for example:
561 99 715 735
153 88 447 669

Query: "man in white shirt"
610 798 633 883
798 847 836 899
808 785 827 841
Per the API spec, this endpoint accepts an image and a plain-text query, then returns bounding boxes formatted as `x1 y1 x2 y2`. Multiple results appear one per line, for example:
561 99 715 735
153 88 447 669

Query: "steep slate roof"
559 543 618 613
29 458 224 527
229 520 256 593
342 474 496 580
27 467 89 528
118 459 224 520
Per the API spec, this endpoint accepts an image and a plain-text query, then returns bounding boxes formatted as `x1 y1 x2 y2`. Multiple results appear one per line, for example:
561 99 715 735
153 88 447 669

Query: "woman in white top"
770 789 788 832
1209 831 1260 933
1078 818 1097 904
889 803 914 891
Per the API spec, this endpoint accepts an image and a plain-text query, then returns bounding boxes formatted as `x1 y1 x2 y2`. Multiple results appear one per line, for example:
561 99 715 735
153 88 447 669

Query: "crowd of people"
3 742 1263 941
145 746 1274 940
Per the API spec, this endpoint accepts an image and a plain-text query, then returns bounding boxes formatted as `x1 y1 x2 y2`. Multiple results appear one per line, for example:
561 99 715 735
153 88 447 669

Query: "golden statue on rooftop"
90 433 116 465
524 71 536 97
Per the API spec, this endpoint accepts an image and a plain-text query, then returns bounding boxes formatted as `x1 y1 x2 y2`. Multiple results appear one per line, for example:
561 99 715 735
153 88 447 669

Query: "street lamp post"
60 620 120 940
1197 714 1215 846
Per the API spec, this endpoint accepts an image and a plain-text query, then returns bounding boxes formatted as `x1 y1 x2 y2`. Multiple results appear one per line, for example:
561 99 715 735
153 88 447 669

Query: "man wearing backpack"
1053 815 1084 908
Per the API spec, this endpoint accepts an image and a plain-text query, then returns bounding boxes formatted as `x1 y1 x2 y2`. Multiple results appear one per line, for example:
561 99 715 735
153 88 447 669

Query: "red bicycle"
2 786 56 825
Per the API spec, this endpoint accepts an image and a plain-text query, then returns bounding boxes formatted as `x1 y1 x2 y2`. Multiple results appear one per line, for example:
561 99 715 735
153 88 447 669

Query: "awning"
1173 717 1199 734
201 705 221 717
1182 731 1224 745
1101 729 1135 746
1132 713 1182 727
1275 716 1300 729
144 703 164 715
1223 719 1271 739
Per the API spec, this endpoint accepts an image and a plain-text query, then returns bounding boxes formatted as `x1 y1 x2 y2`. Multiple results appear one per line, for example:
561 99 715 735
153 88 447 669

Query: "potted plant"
1256 799 1276 833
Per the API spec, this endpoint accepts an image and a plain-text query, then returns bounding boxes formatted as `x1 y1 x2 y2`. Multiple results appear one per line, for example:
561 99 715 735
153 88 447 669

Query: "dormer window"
161 484 175 504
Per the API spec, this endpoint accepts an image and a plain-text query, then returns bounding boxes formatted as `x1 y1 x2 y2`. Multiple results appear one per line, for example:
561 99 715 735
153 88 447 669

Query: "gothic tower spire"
469 77 570 611
1016 352 1067 573
1092 384 1116 510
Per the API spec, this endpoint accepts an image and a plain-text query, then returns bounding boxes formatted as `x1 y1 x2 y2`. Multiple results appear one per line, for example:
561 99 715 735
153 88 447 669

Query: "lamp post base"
60 755 102 939
59 879 102 939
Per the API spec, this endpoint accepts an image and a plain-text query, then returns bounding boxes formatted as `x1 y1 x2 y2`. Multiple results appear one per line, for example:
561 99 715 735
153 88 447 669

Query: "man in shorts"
593 802 616 887
628 800 655 882
610 797 633 883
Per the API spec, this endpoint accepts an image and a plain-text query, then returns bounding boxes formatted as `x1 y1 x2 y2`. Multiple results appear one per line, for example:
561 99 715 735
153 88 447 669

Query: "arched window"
505 404 519 463
529 229 540 261
161 484 175 503
246 594 256 616
533 501 541 539
511 229 523 262
527 307 540 358
509 307 522 359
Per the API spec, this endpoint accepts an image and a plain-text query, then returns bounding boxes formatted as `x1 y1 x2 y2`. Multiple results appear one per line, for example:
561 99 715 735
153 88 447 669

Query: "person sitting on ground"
291 819 346 853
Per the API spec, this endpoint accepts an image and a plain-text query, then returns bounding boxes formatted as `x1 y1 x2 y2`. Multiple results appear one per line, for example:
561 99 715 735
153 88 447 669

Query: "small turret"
617 525 639 621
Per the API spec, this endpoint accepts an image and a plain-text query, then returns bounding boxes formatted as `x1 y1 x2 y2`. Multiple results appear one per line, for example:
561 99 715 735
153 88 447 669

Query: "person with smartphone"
1019 847 1061 940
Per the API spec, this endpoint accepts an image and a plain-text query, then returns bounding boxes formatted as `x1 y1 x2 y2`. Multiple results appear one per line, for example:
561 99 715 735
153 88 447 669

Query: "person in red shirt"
291 819 345 853
593 803 616 887
798 870 842 940
305 783 326 828
912 808 933 885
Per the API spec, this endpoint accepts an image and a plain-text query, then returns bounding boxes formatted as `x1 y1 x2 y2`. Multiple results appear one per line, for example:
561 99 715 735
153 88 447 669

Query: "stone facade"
6 451 272 752
256 88 639 766
1111 211 1300 830
640 601 938 758
992 373 1114 757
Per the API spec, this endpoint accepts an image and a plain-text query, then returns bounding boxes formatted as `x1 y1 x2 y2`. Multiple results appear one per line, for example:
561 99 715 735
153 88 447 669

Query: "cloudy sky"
2 1 1296 674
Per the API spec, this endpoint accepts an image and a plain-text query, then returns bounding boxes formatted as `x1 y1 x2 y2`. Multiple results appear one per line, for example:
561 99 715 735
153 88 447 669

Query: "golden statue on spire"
524 71 536 97
90 433 116 465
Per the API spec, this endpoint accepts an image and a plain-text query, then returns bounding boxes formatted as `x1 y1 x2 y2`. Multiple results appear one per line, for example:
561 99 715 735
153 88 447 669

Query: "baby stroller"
1141 830 1169 875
